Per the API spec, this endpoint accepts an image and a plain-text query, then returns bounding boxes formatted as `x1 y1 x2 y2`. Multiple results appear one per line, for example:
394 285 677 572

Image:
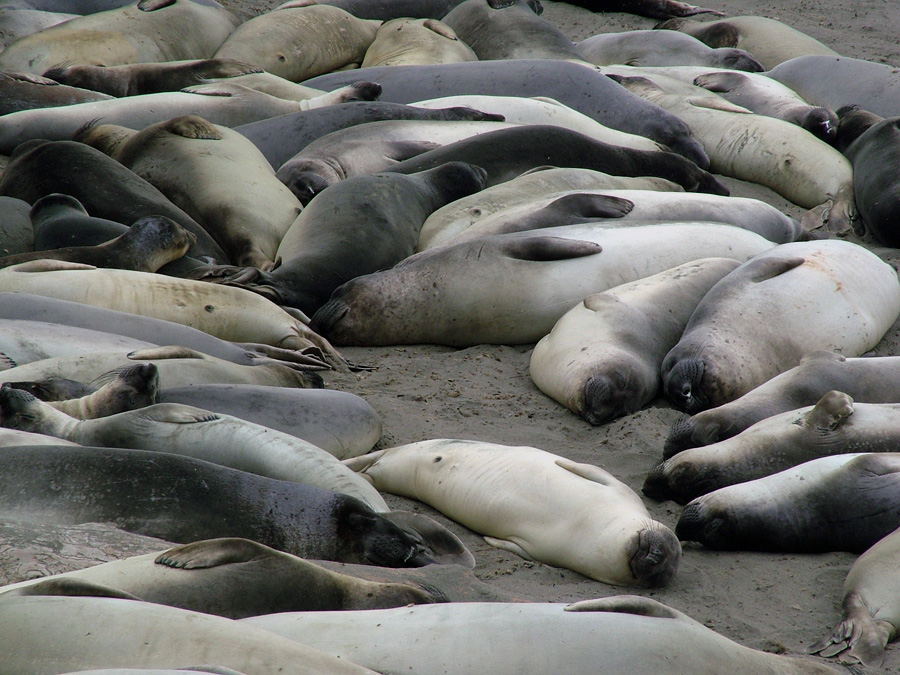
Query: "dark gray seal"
0 195 31 255
302 60 711 168
0 69 112 115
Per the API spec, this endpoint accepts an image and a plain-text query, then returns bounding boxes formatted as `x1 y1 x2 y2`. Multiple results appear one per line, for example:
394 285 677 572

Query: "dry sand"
5 0 900 671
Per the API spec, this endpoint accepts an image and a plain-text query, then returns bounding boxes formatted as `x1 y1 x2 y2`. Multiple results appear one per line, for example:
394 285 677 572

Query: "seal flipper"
801 391 854 432
8 259 96 273
4 578 141 601
555 457 617 486
501 236 602 262
155 538 274 569
126 346 206 361
808 592 893 668
381 511 476 569
565 595 683 619
0 352 16 371
144 404 220 424
483 536 534 561
164 115 223 141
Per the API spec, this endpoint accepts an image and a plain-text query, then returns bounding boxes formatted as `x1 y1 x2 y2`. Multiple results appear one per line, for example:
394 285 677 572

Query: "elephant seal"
234 101 506 172
0 428 80 447
809 525 900 668
243 596 844 675
213 3 379 82
382 125 728 193
660 240 900 414
441 0 582 61
159 385 381 458
361 18 476 67
31 362 160 419
530 258 740 426
0 260 346 369
0 212 194 272
0 593 377 674
42 58 263 97
768 56 900 120
675 453 900 553
0 390 389 511
0 69 112 115
0 196 32 255
302 60 711 167
202 163 488 317
310 223 775 347
78 115 303 270
0 537 445 617
0 140 228 265
347 439 681 586
645 391 900 504
0 0 239 74
576 30 762 70
665 352 900 457
0 7 79 52
0 443 453 567
655 16 839 69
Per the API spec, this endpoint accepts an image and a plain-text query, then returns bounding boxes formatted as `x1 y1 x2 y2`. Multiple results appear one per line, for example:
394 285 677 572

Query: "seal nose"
642 463 670 501
664 415 696 458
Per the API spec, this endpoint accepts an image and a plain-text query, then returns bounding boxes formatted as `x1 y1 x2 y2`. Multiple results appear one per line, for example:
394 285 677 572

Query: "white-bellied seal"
202 162 487 317
809 525 900 668
213 3 379 82
361 17 476 67
645 391 900 504
0 537 445 616
347 439 681 586
612 75 856 234
530 258 740 426
310 223 775 347
0 0 239 74
78 115 303 270
0 69 112 115
0 593 377 674
655 16 839 69
0 260 346 369
441 0 582 61
234 101 505 172
159 386 381 458
243 595 844 675
767 56 900 119
660 240 900 413
664 352 900 457
0 390 389 510
576 30 762 70
675 453 900 553
301 60 711 167
274 120 509 203
0 443 458 567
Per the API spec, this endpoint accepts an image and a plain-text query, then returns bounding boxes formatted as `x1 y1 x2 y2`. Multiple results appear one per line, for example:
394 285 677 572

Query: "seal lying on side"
660 240 900 413
645 391 900 504
664 352 900 457
361 18 477 67
347 439 681 586
0 537 444 617
531 258 740 426
0 69 112 115
576 30 762 70
809 525 900 668
0 389 388 511
675 453 900 553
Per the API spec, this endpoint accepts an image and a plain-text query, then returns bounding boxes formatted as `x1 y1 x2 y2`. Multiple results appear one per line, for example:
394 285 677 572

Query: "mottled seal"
645 391 900 504
243 596 844 675
0 537 444 617
664 351 900 457
661 240 900 413
310 223 774 347
347 439 681 586
576 30 762 70
213 3 379 82
676 453 900 553
530 258 740 426
361 18 476 67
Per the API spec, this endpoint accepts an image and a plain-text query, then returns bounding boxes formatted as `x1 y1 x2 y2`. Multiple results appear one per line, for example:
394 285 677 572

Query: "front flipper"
565 595 684 618
155 538 273 569
484 536 533 561
801 390 854 433
555 458 618 486
4 578 141 601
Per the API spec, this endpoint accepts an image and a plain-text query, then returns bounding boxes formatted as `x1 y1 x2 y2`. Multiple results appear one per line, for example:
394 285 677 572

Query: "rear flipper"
807 592 895 668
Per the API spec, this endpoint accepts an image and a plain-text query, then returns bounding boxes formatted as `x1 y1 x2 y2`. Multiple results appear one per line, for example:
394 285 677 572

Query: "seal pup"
78 115 303 270
202 163 489 317
310 223 775 347
0 389 390 511
576 30 763 70
0 537 445 617
243 596 844 675
0 69 112 115
361 18 477 67
675 453 900 553
660 240 900 413
645 391 900 504
213 3 379 82
530 258 740 426
347 439 681 587
655 16 839 69
809 525 900 668
665 352 900 457
0 0 239 74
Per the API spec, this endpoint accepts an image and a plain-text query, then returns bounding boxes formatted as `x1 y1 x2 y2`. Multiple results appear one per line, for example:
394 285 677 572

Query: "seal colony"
2 0 900 671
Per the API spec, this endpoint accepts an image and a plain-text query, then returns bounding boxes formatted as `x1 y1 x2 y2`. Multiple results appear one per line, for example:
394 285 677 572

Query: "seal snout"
310 297 350 339
641 462 671 501
675 499 725 548
664 415 699 458
631 527 681 587
663 358 706 412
